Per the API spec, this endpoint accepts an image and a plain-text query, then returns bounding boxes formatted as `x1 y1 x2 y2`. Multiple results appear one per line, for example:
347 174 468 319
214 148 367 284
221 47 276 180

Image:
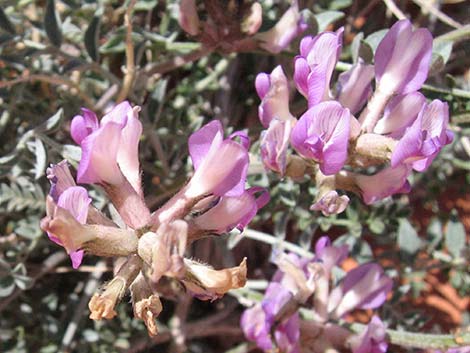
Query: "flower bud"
310 190 350 216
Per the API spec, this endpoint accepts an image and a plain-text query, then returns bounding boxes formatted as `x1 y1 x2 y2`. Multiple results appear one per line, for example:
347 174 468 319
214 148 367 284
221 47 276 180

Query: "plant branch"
116 0 138 103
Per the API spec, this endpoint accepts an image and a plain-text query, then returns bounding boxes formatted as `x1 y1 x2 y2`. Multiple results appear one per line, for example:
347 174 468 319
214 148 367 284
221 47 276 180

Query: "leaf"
314 11 344 32
427 217 443 251
398 218 422 256
34 138 47 179
44 0 62 47
0 277 15 297
429 41 453 76
0 8 16 35
364 29 388 53
368 218 385 234
445 214 466 258
135 0 158 11
84 15 101 62
351 32 364 63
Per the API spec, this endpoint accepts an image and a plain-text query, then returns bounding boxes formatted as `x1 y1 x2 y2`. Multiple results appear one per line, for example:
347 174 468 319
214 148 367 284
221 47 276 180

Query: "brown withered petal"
88 293 118 320
134 295 162 337
182 258 247 301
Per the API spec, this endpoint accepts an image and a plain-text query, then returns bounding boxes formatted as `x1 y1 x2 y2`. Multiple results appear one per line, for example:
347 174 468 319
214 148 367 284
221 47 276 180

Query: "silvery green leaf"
0 8 16 35
44 0 62 47
0 277 15 297
85 15 101 62
445 215 466 258
351 32 364 63
314 11 344 32
34 138 47 180
398 218 422 256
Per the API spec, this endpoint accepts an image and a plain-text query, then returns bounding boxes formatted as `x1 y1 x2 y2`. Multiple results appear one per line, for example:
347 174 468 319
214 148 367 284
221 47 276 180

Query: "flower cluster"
241 236 392 353
256 19 453 215
40 102 268 335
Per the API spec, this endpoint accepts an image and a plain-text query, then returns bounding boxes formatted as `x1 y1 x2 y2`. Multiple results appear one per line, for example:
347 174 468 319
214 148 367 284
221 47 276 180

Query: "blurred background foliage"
0 0 469 352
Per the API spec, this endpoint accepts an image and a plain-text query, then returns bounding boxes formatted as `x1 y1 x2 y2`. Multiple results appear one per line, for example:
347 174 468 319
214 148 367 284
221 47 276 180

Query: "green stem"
349 322 470 350
434 25 470 45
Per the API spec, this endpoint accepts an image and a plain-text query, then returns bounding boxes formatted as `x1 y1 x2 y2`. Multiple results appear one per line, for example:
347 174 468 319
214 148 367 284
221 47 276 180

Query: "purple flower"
355 165 411 205
314 236 349 277
260 119 295 175
255 0 308 54
186 120 249 198
241 282 300 353
71 101 143 195
46 160 76 202
328 263 393 318
310 190 350 216
391 100 454 172
192 187 269 233
337 60 375 114
375 19 433 95
374 92 426 136
255 65 293 128
350 316 388 353
45 186 91 269
291 101 350 175
294 28 343 107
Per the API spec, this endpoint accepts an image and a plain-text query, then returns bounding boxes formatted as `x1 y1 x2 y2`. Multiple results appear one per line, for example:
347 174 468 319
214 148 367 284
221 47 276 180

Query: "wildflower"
241 282 300 353
42 186 90 268
190 187 269 236
373 92 426 136
375 19 433 95
328 263 393 318
291 101 351 175
310 190 350 217
391 100 454 171
294 28 343 107
354 165 411 205
186 120 249 198
71 101 143 195
349 316 388 353
255 66 293 128
337 60 375 114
